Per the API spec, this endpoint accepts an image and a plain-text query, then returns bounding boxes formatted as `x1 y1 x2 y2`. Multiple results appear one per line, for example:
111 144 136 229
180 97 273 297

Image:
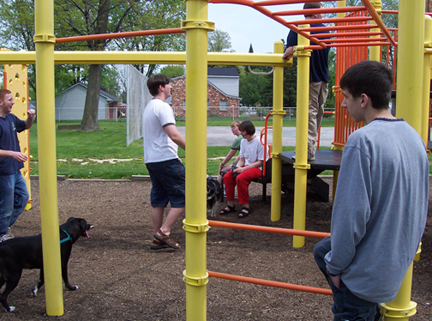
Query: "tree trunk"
80 64 103 131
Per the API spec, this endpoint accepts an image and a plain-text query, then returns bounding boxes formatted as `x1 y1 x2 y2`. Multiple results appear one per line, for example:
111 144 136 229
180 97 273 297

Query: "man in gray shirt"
314 61 428 320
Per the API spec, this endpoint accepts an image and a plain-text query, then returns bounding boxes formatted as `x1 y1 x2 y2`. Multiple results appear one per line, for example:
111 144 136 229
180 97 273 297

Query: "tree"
114 1 186 77
1 0 186 131
208 29 232 52
158 65 185 79
248 43 254 53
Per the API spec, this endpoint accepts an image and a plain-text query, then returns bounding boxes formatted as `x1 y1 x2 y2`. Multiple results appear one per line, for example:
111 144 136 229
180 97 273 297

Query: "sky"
208 3 304 54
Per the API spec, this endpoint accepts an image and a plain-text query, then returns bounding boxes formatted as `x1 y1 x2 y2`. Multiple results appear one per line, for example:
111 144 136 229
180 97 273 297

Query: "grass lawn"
28 119 430 179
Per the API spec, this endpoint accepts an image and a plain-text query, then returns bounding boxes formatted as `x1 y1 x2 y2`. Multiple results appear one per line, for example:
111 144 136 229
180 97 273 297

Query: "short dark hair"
0 89 11 101
238 120 255 136
340 60 393 109
303 2 322 17
147 75 170 96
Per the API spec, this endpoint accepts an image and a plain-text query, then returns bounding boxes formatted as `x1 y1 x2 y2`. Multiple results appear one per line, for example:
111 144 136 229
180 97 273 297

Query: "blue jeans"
146 159 185 208
0 171 29 236
314 237 381 321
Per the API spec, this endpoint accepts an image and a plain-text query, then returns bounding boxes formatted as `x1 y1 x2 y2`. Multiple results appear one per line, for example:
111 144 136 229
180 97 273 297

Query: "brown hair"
303 2 322 18
0 89 11 101
147 75 170 96
230 120 242 128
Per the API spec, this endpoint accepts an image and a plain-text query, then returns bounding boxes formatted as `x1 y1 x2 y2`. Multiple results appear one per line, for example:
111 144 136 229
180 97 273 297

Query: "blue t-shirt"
0 113 26 175
286 23 330 83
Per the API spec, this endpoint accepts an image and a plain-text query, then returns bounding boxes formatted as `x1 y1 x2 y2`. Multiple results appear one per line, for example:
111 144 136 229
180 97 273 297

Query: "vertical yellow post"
293 25 311 248
380 1 425 320
369 1 382 62
270 40 285 222
422 16 432 145
182 1 213 320
395 0 425 132
34 0 63 316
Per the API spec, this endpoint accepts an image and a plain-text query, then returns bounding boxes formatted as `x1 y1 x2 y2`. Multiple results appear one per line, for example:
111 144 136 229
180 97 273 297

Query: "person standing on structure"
314 61 428 320
0 88 35 241
282 1 330 160
142 75 186 251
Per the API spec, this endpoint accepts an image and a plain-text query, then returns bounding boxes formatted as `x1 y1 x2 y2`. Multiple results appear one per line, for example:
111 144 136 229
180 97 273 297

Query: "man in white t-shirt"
143 75 185 250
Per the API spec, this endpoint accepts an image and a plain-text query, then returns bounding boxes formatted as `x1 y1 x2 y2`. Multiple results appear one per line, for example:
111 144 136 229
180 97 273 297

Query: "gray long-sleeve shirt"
325 118 428 303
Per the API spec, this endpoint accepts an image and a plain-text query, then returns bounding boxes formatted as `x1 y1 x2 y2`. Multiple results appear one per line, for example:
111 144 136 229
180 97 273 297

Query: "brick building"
170 67 241 117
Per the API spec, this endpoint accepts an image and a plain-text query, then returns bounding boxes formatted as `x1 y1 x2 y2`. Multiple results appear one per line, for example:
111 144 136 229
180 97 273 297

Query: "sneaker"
5 227 14 239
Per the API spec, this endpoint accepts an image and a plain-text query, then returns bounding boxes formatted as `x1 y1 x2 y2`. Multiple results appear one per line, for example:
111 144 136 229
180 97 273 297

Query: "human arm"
220 149 237 168
324 144 371 276
282 46 294 60
25 109 35 129
0 149 27 162
233 159 263 174
164 124 185 150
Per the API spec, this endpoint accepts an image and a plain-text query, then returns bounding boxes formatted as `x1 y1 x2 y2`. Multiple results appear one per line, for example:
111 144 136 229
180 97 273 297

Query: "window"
207 99 210 111
183 99 186 110
220 99 228 111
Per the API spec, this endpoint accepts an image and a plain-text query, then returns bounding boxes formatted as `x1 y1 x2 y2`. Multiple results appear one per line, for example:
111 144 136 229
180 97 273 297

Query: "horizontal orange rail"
208 271 333 296
302 25 378 32
274 6 365 16
208 220 330 239
56 28 185 43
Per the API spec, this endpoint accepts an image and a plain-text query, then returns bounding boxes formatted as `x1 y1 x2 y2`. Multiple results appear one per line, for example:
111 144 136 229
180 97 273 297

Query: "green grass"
30 118 431 179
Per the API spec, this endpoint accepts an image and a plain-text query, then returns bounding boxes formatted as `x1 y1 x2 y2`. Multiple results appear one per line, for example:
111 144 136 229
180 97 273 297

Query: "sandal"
238 207 251 218
219 205 236 215
150 238 169 250
153 229 179 249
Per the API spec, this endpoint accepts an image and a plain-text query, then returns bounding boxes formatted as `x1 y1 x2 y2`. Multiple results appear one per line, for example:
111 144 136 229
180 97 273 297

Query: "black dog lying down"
0 217 92 312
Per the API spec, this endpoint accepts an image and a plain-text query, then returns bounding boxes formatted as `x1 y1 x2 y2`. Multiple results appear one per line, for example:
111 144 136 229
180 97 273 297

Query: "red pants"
223 167 262 205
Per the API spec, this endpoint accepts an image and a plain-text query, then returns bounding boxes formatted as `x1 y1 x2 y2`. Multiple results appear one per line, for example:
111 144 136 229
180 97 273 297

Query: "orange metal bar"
207 271 333 296
361 0 396 46
288 16 373 25
302 25 378 32
313 31 382 38
208 220 330 239
274 6 365 16
56 28 185 43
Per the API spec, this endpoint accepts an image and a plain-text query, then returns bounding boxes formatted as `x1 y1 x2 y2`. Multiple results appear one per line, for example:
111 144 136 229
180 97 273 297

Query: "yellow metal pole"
395 0 425 132
293 25 311 248
380 1 425 320
182 1 213 320
270 40 285 222
34 0 63 316
422 15 432 145
369 1 382 61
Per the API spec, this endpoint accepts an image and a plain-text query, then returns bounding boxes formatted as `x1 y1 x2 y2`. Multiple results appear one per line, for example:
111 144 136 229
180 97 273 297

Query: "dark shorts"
146 159 185 208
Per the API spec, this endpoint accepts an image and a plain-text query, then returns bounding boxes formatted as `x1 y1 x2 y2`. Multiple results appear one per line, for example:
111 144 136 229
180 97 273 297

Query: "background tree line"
0 0 405 129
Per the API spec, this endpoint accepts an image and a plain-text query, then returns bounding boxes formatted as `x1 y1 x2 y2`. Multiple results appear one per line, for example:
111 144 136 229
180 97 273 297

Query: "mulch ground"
0 177 430 320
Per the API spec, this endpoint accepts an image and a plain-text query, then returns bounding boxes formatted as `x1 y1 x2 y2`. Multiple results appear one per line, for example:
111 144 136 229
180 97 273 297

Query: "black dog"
0 217 92 312
207 176 222 217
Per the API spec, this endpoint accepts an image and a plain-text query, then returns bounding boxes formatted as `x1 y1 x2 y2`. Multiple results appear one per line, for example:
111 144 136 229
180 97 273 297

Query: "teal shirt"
231 135 242 151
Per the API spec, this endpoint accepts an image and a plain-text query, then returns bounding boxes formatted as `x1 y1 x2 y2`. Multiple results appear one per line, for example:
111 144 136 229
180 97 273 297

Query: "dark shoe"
220 205 236 215
238 207 251 218
150 238 169 250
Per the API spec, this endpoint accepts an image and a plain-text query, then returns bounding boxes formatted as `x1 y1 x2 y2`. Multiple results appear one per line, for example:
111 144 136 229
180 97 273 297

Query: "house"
170 67 241 117
55 83 121 121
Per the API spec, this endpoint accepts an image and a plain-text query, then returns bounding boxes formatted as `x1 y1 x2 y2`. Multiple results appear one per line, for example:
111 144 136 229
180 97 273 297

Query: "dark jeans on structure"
314 237 381 321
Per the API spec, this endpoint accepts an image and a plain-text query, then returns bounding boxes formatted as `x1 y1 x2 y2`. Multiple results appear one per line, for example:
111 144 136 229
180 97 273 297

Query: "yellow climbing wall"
4 62 32 209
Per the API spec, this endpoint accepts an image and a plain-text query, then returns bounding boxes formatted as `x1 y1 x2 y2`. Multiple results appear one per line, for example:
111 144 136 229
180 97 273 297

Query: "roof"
57 83 121 102
207 67 239 77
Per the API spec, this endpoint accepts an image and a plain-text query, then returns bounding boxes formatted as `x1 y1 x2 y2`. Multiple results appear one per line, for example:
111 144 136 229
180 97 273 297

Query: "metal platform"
279 150 343 201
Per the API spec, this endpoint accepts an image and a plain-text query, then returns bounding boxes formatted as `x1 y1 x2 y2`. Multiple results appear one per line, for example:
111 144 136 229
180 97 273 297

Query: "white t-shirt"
239 136 264 168
142 98 178 163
